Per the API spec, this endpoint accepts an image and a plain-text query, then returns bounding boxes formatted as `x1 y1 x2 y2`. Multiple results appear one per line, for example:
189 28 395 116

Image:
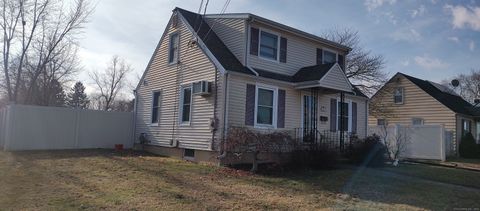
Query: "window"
412 118 424 125
377 119 386 126
462 119 472 137
168 33 179 64
180 86 192 124
259 31 279 60
323 50 337 64
394 87 404 104
151 91 161 124
255 86 277 127
184 149 195 159
337 101 350 132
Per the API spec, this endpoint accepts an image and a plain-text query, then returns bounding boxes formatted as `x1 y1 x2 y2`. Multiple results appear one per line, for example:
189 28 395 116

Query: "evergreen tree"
67 82 90 109
48 79 67 107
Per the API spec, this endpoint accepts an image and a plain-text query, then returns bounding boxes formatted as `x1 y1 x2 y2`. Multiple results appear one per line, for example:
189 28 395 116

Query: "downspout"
211 68 218 150
217 72 229 159
245 17 259 76
365 98 369 138
132 89 138 147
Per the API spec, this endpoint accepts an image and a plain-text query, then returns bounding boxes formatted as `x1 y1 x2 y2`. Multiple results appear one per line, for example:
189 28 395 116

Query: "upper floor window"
259 31 279 61
323 50 337 64
168 33 179 64
394 87 404 104
179 86 192 124
151 91 161 124
255 86 277 127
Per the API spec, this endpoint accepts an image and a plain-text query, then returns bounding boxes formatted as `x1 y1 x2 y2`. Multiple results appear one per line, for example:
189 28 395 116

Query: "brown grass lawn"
0 150 479 210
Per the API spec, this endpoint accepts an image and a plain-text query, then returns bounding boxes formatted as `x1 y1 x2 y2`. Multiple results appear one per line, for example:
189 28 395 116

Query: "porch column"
340 92 345 150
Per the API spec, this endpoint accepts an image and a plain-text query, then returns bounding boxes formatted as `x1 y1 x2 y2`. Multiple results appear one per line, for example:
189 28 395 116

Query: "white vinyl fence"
369 124 450 161
0 104 133 151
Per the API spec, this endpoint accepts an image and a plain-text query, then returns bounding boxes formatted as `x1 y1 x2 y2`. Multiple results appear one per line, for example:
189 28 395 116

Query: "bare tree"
90 56 132 111
1 0 93 104
323 28 387 96
377 124 411 162
443 69 480 104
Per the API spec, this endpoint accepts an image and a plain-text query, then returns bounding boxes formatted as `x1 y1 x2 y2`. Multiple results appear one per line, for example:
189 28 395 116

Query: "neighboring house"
369 72 480 155
133 8 369 163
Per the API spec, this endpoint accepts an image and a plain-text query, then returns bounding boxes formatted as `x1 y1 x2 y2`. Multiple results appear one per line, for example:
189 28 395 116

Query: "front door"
302 95 317 142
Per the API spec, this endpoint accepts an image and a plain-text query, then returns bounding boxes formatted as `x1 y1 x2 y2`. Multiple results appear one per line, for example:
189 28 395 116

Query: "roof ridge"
173 7 351 52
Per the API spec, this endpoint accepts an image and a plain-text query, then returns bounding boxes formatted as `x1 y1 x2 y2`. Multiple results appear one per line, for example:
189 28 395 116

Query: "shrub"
346 134 388 167
459 132 480 159
290 144 339 170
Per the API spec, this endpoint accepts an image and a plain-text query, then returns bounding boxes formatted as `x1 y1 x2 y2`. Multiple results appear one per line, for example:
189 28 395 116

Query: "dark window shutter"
280 37 287 63
250 27 259 56
330 98 337 132
352 102 357 134
338 54 345 70
316 48 323 65
277 89 286 128
245 84 256 126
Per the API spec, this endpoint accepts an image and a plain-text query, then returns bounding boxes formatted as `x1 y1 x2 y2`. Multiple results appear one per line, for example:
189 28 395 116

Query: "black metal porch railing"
294 128 356 152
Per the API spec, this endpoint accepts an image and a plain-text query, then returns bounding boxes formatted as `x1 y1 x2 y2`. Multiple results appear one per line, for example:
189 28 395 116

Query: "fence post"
73 109 80 148
4 105 14 151
440 125 446 161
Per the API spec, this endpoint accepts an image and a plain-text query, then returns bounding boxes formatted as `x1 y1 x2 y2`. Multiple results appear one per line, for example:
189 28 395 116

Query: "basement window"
184 149 195 160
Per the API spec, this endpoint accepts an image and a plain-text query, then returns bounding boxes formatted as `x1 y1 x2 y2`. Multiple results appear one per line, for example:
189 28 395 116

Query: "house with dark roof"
369 72 480 156
133 8 368 163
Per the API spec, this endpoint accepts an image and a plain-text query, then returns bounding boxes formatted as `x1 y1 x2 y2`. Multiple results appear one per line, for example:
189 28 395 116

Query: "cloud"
411 5 426 18
414 55 449 70
382 11 398 25
364 0 397 11
470 41 475 51
401 60 410 66
444 5 480 31
447 36 460 43
390 28 421 42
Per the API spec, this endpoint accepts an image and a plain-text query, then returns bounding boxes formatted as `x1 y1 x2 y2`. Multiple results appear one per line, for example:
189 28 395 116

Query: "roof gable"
388 73 476 116
176 8 254 75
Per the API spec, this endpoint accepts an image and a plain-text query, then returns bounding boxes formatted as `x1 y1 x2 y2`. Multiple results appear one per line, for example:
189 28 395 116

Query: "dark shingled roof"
176 8 254 75
292 63 336 82
352 86 368 98
399 73 478 116
176 8 368 99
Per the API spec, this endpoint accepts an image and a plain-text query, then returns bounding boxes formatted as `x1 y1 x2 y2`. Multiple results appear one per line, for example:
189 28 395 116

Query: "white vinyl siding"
248 22 344 76
226 73 368 138
317 64 353 92
369 75 457 150
135 14 223 150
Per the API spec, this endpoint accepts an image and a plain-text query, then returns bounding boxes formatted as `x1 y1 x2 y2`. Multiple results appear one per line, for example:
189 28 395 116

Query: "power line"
202 0 231 42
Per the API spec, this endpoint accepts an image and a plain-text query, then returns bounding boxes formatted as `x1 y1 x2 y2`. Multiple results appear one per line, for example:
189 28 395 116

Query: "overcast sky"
78 0 480 96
